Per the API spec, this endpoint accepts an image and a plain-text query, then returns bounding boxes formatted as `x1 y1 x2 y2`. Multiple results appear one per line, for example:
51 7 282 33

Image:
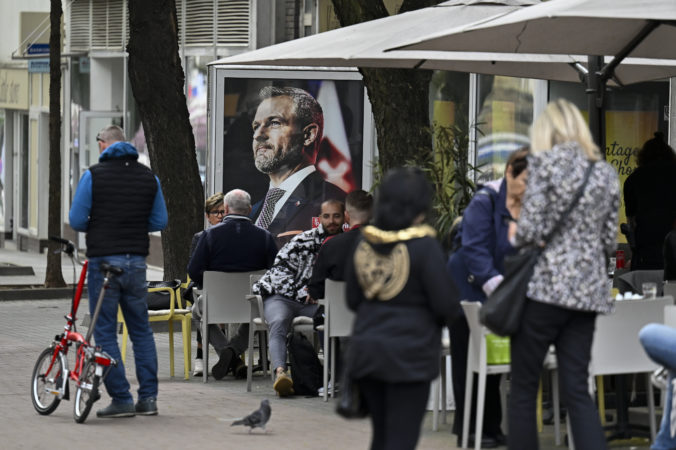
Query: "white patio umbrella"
214 0 676 85
392 0 676 147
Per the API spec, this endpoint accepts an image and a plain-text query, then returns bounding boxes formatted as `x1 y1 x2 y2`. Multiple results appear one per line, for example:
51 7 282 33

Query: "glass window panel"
475 75 535 183
550 80 669 244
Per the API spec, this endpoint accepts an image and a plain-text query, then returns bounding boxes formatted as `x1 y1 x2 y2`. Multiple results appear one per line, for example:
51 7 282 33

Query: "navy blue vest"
86 156 158 257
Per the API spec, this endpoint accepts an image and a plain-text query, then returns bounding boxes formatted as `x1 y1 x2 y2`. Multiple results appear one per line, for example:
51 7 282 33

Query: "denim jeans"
639 323 676 450
88 254 158 404
263 294 318 371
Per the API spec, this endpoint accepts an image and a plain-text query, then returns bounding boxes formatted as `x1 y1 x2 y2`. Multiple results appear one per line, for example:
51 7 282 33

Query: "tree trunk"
331 0 441 173
45 0 65 287
127 0 203 281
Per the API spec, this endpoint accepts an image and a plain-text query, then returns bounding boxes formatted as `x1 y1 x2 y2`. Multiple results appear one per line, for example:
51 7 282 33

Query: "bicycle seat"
100 264 124 276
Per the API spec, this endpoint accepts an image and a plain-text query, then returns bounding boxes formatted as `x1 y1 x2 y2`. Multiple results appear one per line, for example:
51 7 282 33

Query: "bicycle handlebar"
49 236 75 255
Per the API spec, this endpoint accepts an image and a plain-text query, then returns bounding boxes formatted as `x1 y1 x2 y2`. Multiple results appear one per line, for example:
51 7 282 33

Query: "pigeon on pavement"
231 399 271 433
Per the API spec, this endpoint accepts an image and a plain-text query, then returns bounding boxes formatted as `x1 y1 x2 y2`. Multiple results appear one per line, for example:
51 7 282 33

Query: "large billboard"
208 67 374 245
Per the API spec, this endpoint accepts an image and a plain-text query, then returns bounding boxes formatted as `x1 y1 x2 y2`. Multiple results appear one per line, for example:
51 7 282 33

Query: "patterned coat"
514 142 619 314
252 224 329 302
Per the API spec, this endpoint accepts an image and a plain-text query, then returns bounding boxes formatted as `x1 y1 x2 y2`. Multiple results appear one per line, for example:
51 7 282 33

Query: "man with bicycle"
69 125 168 418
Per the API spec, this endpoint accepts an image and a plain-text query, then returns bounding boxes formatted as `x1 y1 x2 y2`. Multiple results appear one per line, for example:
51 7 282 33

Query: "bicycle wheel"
73 360 101 423
31 347 64 415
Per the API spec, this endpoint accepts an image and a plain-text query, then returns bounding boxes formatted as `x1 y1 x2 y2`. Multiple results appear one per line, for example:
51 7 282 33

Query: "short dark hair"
373 167 433 231
506 146 529 177
345 189 373 223
321 199 345 214
637 132 675 166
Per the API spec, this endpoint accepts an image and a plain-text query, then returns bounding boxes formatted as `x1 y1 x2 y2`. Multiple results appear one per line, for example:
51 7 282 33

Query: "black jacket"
345 226 461 383
187 214 278 288
87 157 158 257
307 226 361 300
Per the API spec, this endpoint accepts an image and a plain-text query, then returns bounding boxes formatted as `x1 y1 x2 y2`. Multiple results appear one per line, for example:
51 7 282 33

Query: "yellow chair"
118 280 192 379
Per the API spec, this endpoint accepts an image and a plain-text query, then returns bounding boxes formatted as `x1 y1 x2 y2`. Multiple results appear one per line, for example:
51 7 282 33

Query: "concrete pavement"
0 245 650 449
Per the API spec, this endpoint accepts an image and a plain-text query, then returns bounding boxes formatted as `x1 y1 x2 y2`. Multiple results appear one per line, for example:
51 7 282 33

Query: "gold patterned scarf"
354 225 436 301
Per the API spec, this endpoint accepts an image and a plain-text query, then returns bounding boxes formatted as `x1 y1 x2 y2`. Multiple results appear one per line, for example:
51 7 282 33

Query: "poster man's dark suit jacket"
252 170 346 247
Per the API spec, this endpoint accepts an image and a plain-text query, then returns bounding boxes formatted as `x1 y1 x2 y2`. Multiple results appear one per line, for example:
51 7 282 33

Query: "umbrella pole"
586 55 606 159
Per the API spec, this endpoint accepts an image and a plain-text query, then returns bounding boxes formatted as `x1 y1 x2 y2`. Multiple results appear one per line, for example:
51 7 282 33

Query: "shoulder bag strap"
541 161 596 247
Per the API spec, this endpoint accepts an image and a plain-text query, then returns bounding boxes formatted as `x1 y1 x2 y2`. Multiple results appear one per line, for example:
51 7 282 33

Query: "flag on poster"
316 81 357 193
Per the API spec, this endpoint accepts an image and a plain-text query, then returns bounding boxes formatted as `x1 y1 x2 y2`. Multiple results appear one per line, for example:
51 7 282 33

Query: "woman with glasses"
188 192 225 376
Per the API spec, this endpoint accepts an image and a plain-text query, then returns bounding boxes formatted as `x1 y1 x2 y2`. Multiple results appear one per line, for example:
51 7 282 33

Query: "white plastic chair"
201 270 264 383
431 330 451 431
460 301 511 450
590 296 674 442
319 280 354 401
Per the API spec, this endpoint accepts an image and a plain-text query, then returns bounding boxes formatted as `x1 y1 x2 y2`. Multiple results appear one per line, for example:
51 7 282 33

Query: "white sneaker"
317 381 339 396
193 358 204 377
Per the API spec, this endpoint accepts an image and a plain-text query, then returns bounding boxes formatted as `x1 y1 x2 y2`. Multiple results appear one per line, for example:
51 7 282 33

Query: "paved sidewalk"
0 245 651 449
0 242 163 300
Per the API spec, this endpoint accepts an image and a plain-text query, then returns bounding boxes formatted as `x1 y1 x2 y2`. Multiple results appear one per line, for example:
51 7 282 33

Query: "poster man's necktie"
256 187 285 229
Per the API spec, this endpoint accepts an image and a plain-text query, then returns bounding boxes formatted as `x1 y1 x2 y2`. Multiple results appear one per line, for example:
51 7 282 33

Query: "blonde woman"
508 99 619 449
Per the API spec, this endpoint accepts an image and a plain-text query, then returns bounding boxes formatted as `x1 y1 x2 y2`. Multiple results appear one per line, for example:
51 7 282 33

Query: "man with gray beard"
250 86 346 247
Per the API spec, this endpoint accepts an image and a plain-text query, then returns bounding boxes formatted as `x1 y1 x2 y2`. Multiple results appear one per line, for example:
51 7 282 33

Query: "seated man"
188 189 277 380
252 199 345 396
307 189 373 301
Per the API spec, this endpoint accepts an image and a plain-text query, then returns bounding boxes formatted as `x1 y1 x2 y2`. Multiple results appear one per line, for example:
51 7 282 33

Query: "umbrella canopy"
391 0 676 147
396 0 676 61
213 0 602 83
213 0 676 85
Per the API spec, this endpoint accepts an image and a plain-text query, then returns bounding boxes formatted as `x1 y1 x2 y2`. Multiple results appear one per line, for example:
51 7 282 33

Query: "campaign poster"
219 75 365 243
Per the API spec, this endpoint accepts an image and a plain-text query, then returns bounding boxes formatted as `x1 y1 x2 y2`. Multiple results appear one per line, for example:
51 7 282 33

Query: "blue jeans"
263 294 318 372
639 323 676 450
88 254 158 404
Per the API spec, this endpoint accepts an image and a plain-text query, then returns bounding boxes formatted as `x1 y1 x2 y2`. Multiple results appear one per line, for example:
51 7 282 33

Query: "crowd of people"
71 89 676 450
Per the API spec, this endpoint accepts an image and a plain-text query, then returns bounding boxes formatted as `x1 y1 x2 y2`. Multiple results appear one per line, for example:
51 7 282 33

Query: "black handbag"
335 371 368 419
480 161 596 336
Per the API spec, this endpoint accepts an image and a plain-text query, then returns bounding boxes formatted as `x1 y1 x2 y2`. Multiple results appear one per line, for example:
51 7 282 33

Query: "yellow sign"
604 110 658 243
0 69 29 110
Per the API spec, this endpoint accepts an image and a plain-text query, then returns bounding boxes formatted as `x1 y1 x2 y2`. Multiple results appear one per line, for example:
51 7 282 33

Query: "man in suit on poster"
250 86 346 247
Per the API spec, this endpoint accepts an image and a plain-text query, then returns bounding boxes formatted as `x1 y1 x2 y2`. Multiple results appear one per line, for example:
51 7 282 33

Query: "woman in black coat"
344 167 461 450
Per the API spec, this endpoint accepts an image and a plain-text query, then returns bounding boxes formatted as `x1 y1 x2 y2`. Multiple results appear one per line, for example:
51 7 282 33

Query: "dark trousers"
358 378 430 450
508 299 607 450
450 315 503 437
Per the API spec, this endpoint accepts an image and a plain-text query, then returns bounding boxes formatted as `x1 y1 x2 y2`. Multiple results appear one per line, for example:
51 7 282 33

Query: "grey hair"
224 189 251 215
258 86 324 148
97 125 126 143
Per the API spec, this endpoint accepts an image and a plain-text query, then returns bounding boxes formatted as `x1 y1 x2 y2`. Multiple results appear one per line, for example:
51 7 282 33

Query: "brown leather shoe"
273 371 294 397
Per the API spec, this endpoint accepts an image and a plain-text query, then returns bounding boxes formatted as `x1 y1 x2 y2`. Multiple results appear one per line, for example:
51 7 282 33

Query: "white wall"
0 1 50 64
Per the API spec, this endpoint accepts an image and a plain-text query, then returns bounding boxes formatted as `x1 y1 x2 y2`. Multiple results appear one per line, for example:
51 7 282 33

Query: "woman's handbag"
336 372 368 419
479 246 542 336
480 161 596 336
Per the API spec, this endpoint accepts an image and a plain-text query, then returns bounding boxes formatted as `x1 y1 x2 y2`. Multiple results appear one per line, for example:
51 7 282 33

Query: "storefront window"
550 80 669 243
475 75 536 182
185 55 209 184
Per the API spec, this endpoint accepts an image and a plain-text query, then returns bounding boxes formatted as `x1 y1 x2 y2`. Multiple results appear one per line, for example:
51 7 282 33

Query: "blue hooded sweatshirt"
69 141 168 232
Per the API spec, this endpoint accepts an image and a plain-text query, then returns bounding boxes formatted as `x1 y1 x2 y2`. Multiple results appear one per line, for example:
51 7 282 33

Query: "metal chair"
319 280 354 401
460 301 511 450
200 270 264 383
119 279 192 379
431 329 451 431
